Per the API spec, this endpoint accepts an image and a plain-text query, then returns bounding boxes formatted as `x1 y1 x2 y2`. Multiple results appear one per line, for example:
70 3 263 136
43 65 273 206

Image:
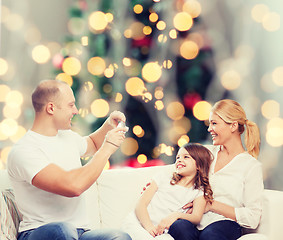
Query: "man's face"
53 84 78 130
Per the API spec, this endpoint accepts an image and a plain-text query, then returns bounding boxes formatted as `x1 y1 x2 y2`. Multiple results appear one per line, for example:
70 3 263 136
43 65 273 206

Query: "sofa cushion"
95 165 175 229
0 191 17 240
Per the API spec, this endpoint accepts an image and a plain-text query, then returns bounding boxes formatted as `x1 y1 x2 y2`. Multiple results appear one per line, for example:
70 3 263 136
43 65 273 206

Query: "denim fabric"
17 222 132 240
168 219 242 240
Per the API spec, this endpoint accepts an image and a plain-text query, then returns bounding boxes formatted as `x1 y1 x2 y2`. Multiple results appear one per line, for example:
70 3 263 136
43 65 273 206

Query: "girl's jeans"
17 222 132 240
168 219 242 240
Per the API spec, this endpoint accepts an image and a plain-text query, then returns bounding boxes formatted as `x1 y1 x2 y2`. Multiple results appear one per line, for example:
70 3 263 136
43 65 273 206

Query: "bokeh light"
137 154 147 164
262 12 280 32
142 62 162 82
5 91 23 107
177 135 190 147
134 4 143 14
125 77 145 96
9 126 26 143
55 73 73 86
90 99 109 118
261 100 280 119
121 137 139 156
183 0 201 18
272 66 283 86
0 85 11 102
0 58 9 76
62 57 81 76
166 101 185 120
174 12 193 31
193 101 211 121
88 11 108 32
87 57 106 76
180 40 199 60
266 118 283 147
32 45 51 64
0 119 18 137
251 4 269 23
220 70 242 90
133 125 145 138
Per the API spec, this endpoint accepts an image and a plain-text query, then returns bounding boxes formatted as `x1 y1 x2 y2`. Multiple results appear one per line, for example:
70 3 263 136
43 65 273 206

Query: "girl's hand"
145 224 158 237
157 212 179 235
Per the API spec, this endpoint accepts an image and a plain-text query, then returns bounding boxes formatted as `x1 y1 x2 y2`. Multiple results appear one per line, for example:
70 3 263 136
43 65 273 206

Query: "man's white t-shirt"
7 130 88 233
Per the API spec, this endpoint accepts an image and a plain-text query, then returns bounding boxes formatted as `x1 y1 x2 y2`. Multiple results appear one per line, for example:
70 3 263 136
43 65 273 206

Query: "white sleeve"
235 163 264 229
8 147 50 184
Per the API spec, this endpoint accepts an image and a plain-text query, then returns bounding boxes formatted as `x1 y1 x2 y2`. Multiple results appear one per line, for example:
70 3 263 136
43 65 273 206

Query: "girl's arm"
135 180 158 237
156 195 206 234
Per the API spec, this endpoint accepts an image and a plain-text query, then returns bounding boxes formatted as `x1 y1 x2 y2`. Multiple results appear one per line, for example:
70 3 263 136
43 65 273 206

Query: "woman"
168 99 264 240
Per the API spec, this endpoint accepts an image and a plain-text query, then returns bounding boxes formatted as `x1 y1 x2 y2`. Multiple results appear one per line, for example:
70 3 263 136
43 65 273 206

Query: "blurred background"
0 0 283 191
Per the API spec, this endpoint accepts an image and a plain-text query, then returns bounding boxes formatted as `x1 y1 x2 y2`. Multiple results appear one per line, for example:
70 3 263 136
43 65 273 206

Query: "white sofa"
1 165 283 240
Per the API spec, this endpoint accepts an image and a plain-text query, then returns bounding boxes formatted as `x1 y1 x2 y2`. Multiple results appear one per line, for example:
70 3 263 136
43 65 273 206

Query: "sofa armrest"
257 189 283 240
238 233 267 240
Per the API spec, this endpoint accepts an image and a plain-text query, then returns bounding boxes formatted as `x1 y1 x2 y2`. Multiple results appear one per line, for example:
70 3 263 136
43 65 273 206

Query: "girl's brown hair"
211 99 260 158
171 143 214 203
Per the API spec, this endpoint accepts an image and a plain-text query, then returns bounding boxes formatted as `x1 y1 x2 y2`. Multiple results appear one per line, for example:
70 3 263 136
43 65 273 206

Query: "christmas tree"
51 0 219 168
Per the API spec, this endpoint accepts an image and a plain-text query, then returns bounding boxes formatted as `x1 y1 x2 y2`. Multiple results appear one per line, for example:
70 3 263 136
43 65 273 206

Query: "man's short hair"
31 80 66 112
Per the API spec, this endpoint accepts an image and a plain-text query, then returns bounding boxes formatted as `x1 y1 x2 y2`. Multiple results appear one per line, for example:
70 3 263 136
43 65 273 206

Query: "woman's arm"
206 200 236 220
135 180 159 237
207 163 263 229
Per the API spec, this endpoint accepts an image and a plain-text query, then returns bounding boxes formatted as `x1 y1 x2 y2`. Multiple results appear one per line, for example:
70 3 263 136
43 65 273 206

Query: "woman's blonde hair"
211 99 260 158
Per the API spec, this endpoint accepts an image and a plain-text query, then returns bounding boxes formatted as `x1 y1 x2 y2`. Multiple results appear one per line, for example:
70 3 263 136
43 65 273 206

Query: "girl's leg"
79 229 132 240
168 219 200 240
17 222 78 240
199 220 242 240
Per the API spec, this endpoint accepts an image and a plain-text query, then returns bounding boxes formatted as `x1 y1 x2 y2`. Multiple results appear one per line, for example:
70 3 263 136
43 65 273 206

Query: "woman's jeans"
17 222 132 240
168 219 242 240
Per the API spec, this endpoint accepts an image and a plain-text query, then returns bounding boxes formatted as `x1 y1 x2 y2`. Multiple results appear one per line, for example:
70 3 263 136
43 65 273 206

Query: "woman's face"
208 112 232 146
175 147 197 177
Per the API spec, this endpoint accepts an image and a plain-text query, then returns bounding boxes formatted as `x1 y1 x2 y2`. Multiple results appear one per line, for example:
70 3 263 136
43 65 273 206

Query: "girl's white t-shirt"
7 130 88 233
147 171 204 226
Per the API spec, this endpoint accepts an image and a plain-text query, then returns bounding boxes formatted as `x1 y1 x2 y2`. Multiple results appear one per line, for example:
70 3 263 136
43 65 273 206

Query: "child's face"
175 147 197 177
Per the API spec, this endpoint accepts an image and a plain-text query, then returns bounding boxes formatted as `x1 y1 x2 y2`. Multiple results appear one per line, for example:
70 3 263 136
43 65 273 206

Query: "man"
7 80 131 240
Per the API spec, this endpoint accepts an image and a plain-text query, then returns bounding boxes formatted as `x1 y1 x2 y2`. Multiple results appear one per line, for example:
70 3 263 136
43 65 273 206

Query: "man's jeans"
168 219 242 240
17 222 132 240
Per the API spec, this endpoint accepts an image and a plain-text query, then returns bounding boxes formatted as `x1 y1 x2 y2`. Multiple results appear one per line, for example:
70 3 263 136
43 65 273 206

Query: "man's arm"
84 110 127 156
32 115 127 197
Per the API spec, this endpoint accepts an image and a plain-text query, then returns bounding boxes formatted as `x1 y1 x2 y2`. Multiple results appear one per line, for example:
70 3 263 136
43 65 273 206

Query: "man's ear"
46 102 55 115
230 121 238 133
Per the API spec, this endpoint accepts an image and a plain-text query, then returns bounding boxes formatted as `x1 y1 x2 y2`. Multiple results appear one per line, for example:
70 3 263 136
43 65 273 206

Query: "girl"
121 143 213 240
169 99 264 240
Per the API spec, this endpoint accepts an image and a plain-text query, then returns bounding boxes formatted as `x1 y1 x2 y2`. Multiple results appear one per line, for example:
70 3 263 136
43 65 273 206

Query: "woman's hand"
182 202 193 214
156 212 180 235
